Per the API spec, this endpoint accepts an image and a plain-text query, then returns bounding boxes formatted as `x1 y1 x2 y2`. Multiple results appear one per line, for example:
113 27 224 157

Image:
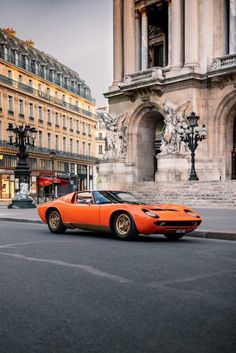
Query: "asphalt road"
0 221 235 353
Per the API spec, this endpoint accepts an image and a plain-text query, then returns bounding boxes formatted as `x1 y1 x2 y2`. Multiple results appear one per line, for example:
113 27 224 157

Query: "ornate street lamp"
178 112 207 181
7 123 37 208
49 149 56 198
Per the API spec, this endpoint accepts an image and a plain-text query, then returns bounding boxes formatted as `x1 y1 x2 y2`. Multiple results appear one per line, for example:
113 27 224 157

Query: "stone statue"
160 100 190 155
100 111 129 160
15 182 29 200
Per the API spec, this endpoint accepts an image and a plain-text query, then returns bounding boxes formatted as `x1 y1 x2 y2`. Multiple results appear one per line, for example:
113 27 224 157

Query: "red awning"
38 177 69 187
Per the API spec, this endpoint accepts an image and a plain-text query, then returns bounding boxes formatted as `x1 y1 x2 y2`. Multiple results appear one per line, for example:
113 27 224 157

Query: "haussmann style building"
0 28 97 200
99 0 236 201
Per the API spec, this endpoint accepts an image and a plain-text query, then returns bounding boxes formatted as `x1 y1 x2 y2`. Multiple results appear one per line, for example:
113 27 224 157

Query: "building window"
8 70 12 79
38 106 43 121
47 109 52 124
70 117 73 131
76 140 79 155
82 141 85 155
88 143 91 156
19 99 24 116
55 134 59 151
63 114 66 129
70 163 75 174
8 95 13 115
76 120 80 133
63 136 66 152
47 133 51 150
82 122 86 135
88 124 91 136
38 83 42 92
18 75 23 83
0 92 2 111
55 112 59 127
70 138 73 153
99 145 103 154
47 88 50 97
29 103 34 119
29 79 33 87
39 131 43 147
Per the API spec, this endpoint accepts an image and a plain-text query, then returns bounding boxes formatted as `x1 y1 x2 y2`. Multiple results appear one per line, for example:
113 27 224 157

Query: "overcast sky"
0 0 113 107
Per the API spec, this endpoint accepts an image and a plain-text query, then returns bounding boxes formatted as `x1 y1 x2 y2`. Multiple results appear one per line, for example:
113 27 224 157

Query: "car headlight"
184 210 199 217
142 209 159 218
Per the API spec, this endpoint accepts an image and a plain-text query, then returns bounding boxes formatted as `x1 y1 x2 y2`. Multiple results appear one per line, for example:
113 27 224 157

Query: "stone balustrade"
210 54 236 70
119 67 165 88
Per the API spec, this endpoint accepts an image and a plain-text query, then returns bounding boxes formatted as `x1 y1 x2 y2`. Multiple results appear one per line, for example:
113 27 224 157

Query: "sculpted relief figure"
100 112 129 160
160 100 190 155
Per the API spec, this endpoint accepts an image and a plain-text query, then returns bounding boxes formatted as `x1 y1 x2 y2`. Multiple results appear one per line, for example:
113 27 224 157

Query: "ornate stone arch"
126 102 165 181
214 90 236 179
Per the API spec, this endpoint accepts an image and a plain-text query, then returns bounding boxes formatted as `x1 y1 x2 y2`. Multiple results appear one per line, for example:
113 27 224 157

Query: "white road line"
0 251 131 284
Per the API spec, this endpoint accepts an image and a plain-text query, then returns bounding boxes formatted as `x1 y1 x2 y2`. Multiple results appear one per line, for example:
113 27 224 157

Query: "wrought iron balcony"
0 139 97 162
0 50 96 103
0 74 96 119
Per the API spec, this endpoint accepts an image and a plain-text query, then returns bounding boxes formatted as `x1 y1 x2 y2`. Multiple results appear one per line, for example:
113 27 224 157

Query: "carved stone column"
229 0 236 54
124 0 136 75
113 0 123 83
170 0 183 69
141 7 148 70
135 10 141 72
184 0 199 67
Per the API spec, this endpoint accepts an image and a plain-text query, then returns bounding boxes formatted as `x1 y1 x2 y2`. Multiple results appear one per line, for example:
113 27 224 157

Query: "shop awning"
38 177 69 187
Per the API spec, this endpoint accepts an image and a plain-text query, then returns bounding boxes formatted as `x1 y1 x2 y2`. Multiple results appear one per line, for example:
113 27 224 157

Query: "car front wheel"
113 212 138 240
47 209 66 234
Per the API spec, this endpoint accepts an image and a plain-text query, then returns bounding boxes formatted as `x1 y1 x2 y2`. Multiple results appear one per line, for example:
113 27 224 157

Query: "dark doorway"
137 111 164 182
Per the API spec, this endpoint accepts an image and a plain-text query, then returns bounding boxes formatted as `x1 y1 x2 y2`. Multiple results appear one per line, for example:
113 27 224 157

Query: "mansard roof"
0 28 92 98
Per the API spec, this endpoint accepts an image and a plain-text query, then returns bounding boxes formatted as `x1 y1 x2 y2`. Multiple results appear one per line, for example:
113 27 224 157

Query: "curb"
0 217 235 241
188 230 236 241
0 217 43 224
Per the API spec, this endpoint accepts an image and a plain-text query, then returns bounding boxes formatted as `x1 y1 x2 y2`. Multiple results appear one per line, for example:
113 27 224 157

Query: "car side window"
76 192 93 204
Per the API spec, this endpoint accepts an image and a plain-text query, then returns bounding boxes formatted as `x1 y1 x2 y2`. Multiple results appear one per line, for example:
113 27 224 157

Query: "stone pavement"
0 201 235 241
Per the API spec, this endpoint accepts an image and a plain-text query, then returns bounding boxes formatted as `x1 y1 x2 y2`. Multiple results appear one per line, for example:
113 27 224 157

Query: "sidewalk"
0 202 235 241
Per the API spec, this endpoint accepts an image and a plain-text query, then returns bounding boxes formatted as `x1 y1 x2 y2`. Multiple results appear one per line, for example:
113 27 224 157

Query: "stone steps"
131 181 236 208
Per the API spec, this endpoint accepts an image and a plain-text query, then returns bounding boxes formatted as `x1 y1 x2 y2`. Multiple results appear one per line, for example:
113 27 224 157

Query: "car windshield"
93 191 146 205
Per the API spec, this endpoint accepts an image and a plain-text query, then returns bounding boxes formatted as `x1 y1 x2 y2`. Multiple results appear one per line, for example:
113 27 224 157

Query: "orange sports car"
37 190 202 241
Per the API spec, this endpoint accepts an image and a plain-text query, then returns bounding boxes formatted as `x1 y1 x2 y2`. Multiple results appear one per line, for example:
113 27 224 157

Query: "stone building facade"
99 0 236 189
0 28 97 199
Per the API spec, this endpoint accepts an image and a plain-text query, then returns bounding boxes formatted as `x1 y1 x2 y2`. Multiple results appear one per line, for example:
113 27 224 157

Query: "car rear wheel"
164 233 184 241
47 209 66 234
113 212 138 240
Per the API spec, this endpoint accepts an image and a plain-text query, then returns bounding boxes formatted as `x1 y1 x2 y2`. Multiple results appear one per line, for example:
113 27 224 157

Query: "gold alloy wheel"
116 213 131 237
49 210 60 230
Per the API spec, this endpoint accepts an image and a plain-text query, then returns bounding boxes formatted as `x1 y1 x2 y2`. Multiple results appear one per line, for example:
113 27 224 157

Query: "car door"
63 192 100 229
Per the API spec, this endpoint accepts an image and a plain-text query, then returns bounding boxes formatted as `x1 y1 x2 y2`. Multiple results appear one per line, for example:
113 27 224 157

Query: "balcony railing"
210 53 236 70
119 67 165 88
0 139 97 162
0 50 96 103
0 74 96 119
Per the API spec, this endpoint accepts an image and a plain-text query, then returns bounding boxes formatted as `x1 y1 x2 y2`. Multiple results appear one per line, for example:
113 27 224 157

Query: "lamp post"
178 112 207 181
7 123 37 208
49 149 56 198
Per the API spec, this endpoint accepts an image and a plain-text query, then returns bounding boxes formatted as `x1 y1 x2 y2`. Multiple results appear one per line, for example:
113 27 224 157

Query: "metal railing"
0 139 97 162
0 74 96 119
0 50 96 103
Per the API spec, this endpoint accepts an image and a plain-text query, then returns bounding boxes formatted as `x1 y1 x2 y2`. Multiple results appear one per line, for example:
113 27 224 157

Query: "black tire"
164 233 184 241
113 212 138 241
47 209 66 234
